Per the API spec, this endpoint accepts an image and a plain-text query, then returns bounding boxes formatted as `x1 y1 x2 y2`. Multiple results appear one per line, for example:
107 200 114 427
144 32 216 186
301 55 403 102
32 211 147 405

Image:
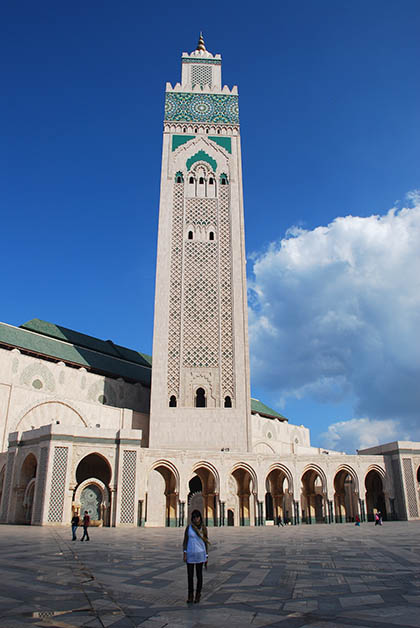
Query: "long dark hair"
191 509 202 527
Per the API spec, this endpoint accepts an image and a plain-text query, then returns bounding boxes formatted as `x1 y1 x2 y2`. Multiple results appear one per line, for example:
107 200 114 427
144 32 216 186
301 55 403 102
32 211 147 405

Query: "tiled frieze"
165 93 239 125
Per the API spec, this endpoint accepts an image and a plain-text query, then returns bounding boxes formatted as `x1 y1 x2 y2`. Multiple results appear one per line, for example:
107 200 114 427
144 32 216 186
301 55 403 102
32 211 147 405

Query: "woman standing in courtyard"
183 510 210 604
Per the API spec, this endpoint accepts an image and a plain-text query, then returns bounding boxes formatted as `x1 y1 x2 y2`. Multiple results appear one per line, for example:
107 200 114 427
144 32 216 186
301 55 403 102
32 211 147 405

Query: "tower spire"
196 32 206 52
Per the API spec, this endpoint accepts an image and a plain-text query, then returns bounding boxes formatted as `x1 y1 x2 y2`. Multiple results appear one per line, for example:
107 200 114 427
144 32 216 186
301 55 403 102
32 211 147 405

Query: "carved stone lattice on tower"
150 37 251 452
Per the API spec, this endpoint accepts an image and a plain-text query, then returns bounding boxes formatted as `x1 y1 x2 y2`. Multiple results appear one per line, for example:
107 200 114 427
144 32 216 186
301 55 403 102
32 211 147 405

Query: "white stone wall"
0 346 150 452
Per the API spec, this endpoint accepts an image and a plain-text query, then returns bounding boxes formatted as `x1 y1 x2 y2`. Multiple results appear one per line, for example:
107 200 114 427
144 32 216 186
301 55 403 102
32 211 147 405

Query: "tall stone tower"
150 35 251 452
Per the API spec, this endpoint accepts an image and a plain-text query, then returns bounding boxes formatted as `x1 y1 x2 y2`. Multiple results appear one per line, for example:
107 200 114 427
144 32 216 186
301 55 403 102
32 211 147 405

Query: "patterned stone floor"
0 521 419 627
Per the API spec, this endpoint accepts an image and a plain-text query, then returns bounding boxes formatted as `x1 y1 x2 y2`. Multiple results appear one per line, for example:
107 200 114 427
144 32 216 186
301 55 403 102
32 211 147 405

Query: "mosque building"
0 36 419 527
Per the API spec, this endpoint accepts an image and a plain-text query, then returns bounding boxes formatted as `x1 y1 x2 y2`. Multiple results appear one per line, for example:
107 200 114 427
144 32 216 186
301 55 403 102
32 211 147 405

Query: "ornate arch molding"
16 400 87 432
75 451 113 485
266 463 294 494
301 464 328 493
73 478 110 508
148 459 180 493
191 460 221 493
365 464 386 480
253 441 275 454
230 462 258 494
333 464 360 493
171 136 229 178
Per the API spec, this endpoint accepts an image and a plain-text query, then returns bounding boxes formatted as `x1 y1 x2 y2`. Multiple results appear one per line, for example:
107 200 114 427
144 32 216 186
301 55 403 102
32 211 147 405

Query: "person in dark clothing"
71 513 80 540
80 511 90 541
182 510 209 604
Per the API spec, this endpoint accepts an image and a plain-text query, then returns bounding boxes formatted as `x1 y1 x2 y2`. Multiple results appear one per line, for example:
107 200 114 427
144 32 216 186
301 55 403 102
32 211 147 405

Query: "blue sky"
2 1 420 452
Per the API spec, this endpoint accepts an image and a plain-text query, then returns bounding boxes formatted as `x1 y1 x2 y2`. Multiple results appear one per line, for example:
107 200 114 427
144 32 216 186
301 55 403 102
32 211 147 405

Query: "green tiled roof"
0 320 151 386
20 319 152 367
251 398 287 421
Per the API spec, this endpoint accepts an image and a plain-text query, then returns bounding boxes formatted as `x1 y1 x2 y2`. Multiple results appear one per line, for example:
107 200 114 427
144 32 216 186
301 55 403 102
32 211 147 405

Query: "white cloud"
320 417 407 453
249 192 420 442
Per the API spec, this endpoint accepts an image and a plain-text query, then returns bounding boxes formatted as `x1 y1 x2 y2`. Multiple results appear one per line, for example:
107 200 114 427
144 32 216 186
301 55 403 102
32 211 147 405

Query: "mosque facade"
0 37 419 528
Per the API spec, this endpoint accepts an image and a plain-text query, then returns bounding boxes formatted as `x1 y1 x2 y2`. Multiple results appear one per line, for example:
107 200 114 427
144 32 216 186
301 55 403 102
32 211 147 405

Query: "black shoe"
194 593 201 603
186 593 193 604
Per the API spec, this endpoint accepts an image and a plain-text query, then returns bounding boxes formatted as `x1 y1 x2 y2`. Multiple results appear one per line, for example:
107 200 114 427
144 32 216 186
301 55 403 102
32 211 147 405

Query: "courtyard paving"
0 522 419 627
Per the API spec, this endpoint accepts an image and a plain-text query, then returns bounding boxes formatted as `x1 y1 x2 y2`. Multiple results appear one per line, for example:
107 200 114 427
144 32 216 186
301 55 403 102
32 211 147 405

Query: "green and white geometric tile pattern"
165 93 239 124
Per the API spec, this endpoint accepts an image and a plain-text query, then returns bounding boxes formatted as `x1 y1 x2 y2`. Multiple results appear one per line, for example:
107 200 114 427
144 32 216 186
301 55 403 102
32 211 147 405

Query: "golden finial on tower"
196 32 206 51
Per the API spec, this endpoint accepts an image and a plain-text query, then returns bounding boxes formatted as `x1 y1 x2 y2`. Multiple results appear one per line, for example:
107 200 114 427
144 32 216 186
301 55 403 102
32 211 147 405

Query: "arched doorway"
365 469 386 521
74 453 112 526
227 509 234 526
146 463 178 527
301 468 327 524
15 454 37 524
189 464 219 526
334 468 358 522
265 466 293 525
230 465 256 526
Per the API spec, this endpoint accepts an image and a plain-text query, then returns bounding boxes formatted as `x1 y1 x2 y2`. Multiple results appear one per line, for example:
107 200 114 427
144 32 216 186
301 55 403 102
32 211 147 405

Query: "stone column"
219 500 225 526
359 497 366 522
328 499 334 524
178 500 185 527
293 500 300 525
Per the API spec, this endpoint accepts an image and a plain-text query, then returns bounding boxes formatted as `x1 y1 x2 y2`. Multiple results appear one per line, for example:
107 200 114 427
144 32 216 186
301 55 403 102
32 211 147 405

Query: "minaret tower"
150 35 251 451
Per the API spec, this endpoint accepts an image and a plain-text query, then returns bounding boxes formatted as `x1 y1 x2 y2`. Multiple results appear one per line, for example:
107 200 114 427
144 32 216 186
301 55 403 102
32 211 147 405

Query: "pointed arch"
16 401 87 432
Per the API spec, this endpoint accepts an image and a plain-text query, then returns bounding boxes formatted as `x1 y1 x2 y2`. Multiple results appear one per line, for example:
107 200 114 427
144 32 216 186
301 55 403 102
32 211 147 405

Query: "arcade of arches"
0 456 396 526
138 464 390 527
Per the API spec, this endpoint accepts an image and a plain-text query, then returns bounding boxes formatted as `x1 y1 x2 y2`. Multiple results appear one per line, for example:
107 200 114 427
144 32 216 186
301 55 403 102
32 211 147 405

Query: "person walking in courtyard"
355 514 361 526
71 512 79 540
183 509 209 604
80 510 90 541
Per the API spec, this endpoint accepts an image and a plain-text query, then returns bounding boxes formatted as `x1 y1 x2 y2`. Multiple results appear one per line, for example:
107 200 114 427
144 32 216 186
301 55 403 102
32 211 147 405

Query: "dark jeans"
187 562 203 595
81 526 90 541
71 524 78 540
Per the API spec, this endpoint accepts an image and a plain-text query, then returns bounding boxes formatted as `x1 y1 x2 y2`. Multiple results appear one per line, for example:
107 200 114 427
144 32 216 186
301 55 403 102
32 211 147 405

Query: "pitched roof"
0 319 151 386
251 398 287 422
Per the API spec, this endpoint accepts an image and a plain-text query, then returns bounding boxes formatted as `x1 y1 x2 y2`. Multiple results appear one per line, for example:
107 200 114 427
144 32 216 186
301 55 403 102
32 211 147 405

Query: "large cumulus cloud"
249 192 420 449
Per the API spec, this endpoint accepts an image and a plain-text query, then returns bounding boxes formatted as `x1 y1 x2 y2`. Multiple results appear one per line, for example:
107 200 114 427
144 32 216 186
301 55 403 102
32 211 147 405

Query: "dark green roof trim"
251 398 287 421
0 321 151 386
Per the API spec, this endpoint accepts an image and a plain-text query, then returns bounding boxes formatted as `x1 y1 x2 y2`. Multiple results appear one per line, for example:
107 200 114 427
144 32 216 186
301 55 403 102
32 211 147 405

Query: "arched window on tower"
199 177 205 185
209 177 214 185
224 396 232 408
195 388 206 408
188 231 193 240
209 231 214 241
169 395 177 407
189 176 195 184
